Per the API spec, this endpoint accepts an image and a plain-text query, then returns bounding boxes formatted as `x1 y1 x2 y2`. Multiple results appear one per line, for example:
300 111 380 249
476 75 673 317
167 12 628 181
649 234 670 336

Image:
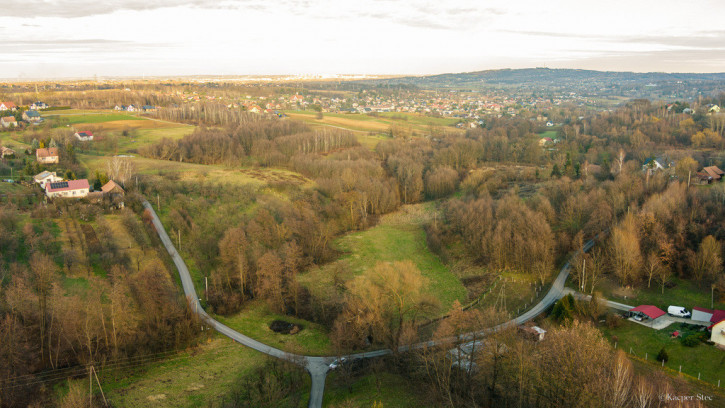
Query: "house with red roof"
45 179 90 198
74 131 94 141
692 306 714 322
0 102 17 111
36 147 59 164
1 116 17 128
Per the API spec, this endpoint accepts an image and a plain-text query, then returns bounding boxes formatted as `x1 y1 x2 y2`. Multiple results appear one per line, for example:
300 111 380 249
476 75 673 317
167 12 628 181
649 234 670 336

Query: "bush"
606 314 622 329
681 335 700 347
656 347 669 363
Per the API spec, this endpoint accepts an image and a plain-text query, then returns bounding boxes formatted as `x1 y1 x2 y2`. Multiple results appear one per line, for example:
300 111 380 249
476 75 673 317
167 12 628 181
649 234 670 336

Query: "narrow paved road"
143 199 599 407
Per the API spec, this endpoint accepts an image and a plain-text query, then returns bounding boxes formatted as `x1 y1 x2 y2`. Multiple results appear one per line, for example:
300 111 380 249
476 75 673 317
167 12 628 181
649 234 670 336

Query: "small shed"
518 324 546 342
692 307 714 322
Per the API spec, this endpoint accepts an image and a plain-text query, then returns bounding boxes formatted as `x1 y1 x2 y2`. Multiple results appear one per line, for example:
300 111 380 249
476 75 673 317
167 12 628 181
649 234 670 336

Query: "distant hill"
367 68 725 89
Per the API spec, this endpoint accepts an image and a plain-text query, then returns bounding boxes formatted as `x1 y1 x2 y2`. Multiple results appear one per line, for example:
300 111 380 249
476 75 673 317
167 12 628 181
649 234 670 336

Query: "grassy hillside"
299 203 467 313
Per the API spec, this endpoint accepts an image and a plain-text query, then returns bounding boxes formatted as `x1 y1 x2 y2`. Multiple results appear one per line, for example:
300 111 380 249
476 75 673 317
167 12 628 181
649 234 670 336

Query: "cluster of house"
642 156 725 185
34 170 124 203
0 101 49 128
628 305 725 348
114 104 157 112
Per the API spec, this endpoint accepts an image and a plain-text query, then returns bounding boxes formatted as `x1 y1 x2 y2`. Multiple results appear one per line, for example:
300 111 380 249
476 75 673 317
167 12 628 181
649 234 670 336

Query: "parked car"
667 306 691 318
329 357 347 370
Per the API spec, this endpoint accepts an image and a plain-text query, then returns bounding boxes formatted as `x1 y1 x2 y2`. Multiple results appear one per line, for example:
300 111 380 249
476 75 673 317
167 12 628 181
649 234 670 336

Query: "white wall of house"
711 321 725 346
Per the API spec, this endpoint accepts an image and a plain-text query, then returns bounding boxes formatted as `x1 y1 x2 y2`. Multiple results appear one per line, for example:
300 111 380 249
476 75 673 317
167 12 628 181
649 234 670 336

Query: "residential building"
22 110 42 123
45 179 90 198
36 147 59 164
74 131 94 141
33 171 62 188
1 116 17 128
0 102 17 111
1 146 15 158
29 102 48 110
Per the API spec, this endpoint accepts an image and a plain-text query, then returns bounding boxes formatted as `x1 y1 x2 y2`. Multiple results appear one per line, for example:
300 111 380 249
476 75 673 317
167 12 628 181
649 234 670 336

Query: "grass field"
324 372 433 407
102 337 271 408
601 320 725 388
299 203 467 313
214 300 333 356
48 113 146 124
286 110 461 137
78 154 310 187
538 130 558 139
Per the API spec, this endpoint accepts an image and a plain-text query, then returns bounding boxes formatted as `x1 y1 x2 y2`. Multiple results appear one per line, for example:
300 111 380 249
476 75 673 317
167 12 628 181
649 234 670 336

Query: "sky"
1 0 725 79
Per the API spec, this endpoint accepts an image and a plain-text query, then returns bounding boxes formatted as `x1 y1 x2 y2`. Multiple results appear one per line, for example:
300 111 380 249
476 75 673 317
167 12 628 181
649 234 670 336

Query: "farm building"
33 171 62 188
696 166 725 184
36 147 59 164
45 179 90 198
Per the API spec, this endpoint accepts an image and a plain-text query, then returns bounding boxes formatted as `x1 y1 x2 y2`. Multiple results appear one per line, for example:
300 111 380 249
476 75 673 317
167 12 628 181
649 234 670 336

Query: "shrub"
606 314 622 329
656 347 669 363
681 335 700 347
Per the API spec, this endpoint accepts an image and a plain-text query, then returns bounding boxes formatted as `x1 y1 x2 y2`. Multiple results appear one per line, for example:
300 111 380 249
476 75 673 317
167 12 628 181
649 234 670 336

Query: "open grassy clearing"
48 113 146 124
537 130 558 139
601 320 725 388
214 300 333 356
299 203 467 313
78 154 311 187
102 337 272 408
324 372 433 408
286 112 392 132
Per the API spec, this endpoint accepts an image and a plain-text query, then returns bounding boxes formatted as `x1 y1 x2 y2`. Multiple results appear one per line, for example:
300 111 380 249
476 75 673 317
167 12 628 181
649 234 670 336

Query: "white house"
36 147 59 164
74 131 94 141
45 179 90 198
0 116 17 128
711 320 725 348
33 171 63 188
0 102 17 111
29 102 48 110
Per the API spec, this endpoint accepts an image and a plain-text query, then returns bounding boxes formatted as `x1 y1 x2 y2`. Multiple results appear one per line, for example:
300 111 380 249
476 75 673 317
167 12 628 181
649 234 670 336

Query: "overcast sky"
1 0 724 79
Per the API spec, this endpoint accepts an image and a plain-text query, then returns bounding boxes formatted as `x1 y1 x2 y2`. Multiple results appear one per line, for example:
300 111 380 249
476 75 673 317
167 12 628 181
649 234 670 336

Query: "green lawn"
324 372 433 408
538 130 558 139
44 112 145 124
601 320 725 387
299 203 467 313
214 300 333 356
101 337 270 408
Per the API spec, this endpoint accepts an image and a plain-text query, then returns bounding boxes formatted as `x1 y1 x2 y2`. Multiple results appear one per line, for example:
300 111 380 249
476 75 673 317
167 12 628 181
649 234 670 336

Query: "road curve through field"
143 199 597 408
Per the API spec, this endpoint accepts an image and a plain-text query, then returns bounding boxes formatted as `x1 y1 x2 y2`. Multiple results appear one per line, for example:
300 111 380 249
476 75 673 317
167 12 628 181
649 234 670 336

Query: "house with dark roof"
29 102 48 110
22 110 42 124
45 179 89 198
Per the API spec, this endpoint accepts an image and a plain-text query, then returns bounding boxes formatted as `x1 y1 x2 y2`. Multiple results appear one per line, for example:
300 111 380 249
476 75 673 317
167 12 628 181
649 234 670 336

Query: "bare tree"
106 156 135 186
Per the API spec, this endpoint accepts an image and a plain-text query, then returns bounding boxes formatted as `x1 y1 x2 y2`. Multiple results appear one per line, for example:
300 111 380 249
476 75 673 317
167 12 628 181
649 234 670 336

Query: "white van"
667 306 691 318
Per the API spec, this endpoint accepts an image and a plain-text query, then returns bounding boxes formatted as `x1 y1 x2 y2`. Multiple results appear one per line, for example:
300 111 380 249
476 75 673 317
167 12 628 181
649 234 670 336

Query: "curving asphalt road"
143 199 598 408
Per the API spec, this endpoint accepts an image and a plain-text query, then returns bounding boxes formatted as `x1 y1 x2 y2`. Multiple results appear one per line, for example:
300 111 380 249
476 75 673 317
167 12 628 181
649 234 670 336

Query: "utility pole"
205 276 208 301
178 229 181 249
713 285 715 309
582 258 586 292
688 171 691 188
157 193 160 210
